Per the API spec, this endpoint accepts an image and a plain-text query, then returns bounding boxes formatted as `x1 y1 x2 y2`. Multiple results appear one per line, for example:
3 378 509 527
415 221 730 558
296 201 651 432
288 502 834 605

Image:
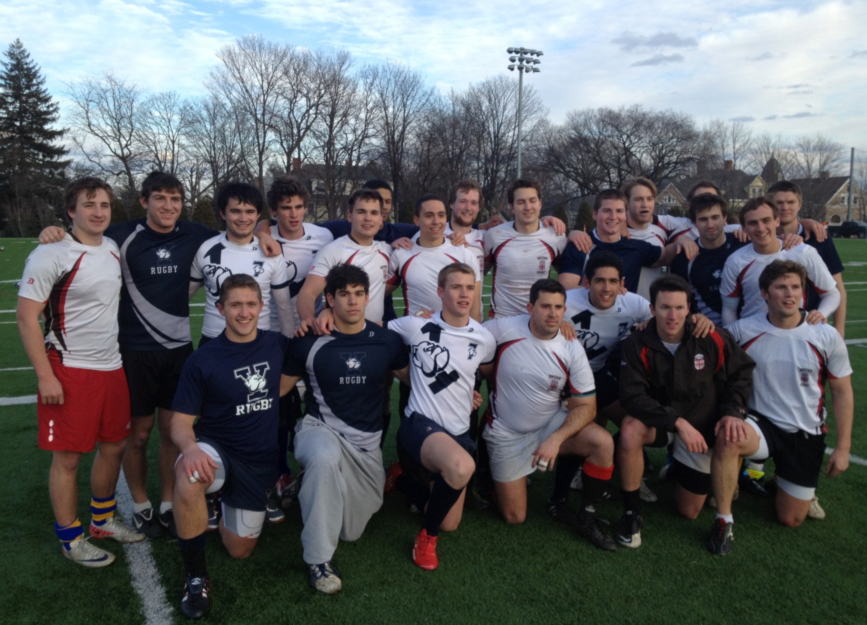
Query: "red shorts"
38 352 132 452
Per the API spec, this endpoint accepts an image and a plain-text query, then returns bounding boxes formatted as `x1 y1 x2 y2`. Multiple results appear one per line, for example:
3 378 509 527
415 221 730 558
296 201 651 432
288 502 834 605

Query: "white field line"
0 367 32 372
843 282 867 286
846 289 867 293
115 472 175 625
845 339 867 345
0 395 37 405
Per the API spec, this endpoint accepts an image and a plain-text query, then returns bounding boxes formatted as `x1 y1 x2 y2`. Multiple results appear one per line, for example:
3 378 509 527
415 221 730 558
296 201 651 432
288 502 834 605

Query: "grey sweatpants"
294 415 386 564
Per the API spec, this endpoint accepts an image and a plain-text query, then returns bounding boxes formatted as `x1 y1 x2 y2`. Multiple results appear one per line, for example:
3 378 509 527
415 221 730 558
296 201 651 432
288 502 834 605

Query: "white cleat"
639 479 658 503
90 517 146 543
808 495 826 520
63 538 116 568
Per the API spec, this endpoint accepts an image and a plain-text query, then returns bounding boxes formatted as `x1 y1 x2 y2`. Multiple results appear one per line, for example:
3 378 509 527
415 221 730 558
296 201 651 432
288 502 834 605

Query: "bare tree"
789 134 844 180
702 119 753 171
209 35 290 193
66 72 143 210
747 132 794 174
136 91 193 176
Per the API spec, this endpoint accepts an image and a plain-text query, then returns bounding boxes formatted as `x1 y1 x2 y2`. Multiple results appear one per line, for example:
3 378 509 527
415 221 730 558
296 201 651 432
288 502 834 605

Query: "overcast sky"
3 0 867 166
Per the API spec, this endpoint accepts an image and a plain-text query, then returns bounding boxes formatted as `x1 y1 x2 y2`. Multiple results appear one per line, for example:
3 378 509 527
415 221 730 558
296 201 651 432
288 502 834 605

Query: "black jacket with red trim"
619 319 755 443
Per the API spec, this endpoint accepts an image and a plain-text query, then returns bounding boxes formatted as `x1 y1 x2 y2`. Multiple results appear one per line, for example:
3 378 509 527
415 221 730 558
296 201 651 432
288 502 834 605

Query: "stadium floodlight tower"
507 47 542 178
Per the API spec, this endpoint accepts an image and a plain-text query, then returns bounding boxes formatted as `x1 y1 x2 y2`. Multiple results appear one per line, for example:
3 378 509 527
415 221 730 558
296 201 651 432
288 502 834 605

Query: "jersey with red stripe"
19 235 123 370
484 222 566 318
389 313 496 436
728 314 852 435
720 242 836 321
484 315 595 434
564 289 652 372
387 240 481 316
308 235 392 323
629 215 690 300
414 225 485 276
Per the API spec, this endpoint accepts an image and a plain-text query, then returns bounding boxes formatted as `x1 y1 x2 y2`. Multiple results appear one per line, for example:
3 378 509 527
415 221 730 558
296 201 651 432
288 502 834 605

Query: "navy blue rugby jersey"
282 321 408 450
799 224 844 311
106 219 217 351
172 330 290 465
559 230 661 294
670 232 747 326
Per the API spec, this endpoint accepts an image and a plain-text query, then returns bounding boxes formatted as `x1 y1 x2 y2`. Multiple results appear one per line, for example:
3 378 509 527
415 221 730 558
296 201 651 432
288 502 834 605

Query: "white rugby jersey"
308 235 392 323
720 242 837 322
564 289 652 372
191 233 293 338
484 222 566 318
387 240 481 316
268 223 333 330
412 224 485 276
629 215 690 300
728 314 852 435
484 315 595 434
389 313 496 435
19 235 123 370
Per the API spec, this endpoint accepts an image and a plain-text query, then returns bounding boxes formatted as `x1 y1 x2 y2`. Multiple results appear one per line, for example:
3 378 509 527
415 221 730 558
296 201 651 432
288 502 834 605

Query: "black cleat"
706 518 734 555
615 512 643 549
133 508 165 539
739 469 770 498
547 498 579 528
181 576 211 619
576 511 617 552
158 509 178 539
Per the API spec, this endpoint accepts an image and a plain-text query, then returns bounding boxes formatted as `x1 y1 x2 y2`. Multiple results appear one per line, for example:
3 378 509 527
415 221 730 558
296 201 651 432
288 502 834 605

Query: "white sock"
159 501 173 515
746 460 764 472
717 513 734 524
133 500 152 514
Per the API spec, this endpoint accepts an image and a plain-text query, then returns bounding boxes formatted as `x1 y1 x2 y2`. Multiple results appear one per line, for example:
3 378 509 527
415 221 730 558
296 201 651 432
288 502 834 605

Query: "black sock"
550 456 582 503
396 473 430 511
277 425 291 475
622 488 641 516
424 474 463 537
581 474 608 514
380 413 391 449
178 533 208 580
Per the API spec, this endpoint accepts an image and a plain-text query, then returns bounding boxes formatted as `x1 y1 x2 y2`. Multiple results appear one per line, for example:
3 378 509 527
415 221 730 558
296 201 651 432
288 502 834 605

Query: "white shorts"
671 433 713 475
484 410 567 483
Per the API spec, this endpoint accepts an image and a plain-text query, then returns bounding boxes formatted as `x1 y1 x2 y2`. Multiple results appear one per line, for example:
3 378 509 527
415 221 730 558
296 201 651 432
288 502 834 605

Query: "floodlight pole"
517 68 524 178
507 47 542 179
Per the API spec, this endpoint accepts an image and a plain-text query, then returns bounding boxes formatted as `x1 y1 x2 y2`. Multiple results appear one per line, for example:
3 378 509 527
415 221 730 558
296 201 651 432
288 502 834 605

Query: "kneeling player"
282 265 409 594
709 261 853 554
389 263 496 570
616 276 754 549
170 275 291 619
483 279 616 551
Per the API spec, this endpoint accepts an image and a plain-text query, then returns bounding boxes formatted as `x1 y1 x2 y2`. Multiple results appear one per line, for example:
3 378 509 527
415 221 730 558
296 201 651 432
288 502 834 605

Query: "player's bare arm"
392 366 411 387
675 417 708 454
826 375 853 478
296 274 328 335
16 297 64 404
831 273 846 337
170 412 219 484
37 225 66 244
567 229 593 254
280 374 300 397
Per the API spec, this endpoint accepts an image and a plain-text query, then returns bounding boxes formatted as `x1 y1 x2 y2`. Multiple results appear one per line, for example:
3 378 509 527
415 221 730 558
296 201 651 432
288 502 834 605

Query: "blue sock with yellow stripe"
90 494 116 526
55 519 84 551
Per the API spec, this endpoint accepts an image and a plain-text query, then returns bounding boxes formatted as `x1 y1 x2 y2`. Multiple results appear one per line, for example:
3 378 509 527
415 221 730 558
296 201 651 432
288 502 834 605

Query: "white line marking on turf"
0 279 21 284
0 367 32 372
826 448 867 467
844 281 867 286
0 395 37 406
116 472 175 625
845 339 867 345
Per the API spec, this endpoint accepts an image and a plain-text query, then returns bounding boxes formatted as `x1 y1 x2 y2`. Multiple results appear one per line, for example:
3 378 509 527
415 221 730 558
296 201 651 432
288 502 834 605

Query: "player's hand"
675 418 708 454
542 216 566 236
689 313 715 338
800 218 827 243
296 317 316 337
532 436 561 472
567 228 592 254
180 444 219 485
413 308 434 320
826 448 849 477
620 284 628 296
560 320 577 341
733 228 750 243
478 214 505 231
254 230 282 257
472 390 483 411
714 415 748 443
315 309 334 335
781 233 804 250
448 232 467 247
38 374 64 405
38 226 66 245
633 319 650 332
806 310 827 325
391 237 413 250
677 237 699 261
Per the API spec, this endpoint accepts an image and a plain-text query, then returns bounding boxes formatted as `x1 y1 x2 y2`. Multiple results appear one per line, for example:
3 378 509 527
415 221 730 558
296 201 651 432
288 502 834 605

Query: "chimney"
724 160 733 171
819 170 830 180
292 157 301 171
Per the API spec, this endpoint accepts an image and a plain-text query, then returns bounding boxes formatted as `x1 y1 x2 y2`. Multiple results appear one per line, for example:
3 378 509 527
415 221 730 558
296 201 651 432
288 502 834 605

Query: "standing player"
616 276 754 549
769 180 846 336
483 280 617 551
720 198 840 327
190 182 295 345
170 275 292 619
389 263 496 570
281 265 409 594
17 177 145 567
484 179 567 318
296 189 392 333
708 261 853 554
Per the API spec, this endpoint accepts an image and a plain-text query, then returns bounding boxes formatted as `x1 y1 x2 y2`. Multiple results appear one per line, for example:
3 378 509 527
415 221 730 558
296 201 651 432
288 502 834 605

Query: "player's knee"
306 445 342 473
501 507 526 525
225 542 255 559
778 513 805 528
713 432 740 457
678 501 702 520
619 418 645 449
128 426 151 448
588 428 615 463
439 517 462 532
444 456 475 487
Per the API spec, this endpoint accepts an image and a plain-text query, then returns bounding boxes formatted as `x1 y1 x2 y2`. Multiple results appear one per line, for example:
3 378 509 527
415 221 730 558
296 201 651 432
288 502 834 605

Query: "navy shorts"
122 344 194 417
195 436 274 512
593 369 620 411
397 412 475 485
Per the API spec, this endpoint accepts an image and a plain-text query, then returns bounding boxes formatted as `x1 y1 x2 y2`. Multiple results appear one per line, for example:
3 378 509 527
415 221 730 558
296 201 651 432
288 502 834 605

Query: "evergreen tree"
0 39 69 236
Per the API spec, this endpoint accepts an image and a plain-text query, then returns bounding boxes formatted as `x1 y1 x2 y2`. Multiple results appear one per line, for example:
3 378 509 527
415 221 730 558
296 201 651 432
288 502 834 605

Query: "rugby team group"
15 169 853 619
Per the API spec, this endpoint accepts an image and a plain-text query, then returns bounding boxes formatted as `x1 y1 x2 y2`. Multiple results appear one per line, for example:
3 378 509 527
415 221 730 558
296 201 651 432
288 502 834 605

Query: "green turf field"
1 237 866 625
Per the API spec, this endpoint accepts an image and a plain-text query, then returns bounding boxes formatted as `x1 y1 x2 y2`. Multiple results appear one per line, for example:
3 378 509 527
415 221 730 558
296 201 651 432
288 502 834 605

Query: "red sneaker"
384 462 403 493
412 529 438 570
